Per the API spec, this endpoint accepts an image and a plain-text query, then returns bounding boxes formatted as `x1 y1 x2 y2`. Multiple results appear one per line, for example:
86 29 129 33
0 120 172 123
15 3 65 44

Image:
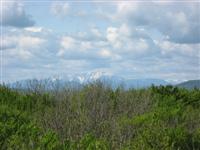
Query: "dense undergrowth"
0 82 200 149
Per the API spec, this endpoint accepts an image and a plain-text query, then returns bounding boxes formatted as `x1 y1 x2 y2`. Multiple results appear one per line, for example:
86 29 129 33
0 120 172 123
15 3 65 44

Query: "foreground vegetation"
0 81 200 149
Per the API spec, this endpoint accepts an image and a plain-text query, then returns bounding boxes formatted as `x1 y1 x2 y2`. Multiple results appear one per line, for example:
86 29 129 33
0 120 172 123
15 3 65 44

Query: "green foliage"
0 105 61 150
77 134 108 150
125 85 200 150
0 84 200 149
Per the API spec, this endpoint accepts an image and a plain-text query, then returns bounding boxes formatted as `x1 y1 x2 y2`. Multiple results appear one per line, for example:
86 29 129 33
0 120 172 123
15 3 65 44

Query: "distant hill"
176 80 200 89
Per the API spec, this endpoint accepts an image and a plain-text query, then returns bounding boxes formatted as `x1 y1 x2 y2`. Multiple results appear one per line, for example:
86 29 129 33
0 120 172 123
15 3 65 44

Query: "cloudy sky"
1 0 200 83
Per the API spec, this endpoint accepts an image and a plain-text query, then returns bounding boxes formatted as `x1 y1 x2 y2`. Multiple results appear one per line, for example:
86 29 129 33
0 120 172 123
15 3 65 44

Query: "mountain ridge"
176 80 200 89
9 71 168 89
8 71 200 89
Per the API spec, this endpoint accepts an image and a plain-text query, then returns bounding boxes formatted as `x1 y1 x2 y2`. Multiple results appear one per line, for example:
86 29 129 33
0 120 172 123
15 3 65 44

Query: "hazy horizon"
1 0 200 83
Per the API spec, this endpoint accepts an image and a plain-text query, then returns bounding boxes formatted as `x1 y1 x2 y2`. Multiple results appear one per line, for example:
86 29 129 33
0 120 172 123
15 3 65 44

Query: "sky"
1 0 200 83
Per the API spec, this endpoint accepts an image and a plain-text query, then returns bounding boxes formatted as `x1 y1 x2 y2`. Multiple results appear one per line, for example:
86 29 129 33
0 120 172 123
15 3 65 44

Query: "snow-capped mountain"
9 71 170 89
72 71 110 83
50 71 123 85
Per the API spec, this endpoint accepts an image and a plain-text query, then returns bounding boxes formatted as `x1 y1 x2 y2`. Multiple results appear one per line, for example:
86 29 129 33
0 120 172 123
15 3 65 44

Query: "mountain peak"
74 71 112 83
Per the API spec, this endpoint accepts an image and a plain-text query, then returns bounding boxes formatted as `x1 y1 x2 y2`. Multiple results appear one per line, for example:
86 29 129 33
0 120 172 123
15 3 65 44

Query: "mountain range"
9 71 199 90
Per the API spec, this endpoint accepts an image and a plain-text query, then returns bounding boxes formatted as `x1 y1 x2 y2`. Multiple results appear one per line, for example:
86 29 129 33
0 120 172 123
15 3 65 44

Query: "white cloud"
91 28 102 38
57 32 121 62
1 0 34 27
18 36 45 49
18 49 33 60
80 42 93 51
119 23 131 37
1 36 17 50
129 38 149 52
106 27 122 48
3 34 46 60
57 36 76 56
99 49 112 58
2 1 199 82
60 36 75 50
157 40 200 57
99 48 122 61
105 24 154 57
106 27 118 42
57 36 95 58
111 2 200 44
51 1 69 17
115 1 139 19
25 27 44 33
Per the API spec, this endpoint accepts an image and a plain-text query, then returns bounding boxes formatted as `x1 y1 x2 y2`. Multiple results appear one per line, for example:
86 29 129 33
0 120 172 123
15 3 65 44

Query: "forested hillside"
0 82 200 150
